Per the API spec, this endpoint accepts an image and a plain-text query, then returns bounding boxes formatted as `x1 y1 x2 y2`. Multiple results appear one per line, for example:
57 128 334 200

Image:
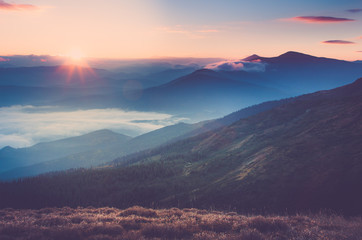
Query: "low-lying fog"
0 105 186 149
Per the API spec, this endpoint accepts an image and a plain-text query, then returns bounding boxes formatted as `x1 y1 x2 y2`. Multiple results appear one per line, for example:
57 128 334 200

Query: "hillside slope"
124 77 362 214
0 97 292 180
133 69 286 116
1 78 361 215
0 129 131 173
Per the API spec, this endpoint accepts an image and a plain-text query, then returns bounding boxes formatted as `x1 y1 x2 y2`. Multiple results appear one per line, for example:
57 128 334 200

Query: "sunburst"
57 49 96 83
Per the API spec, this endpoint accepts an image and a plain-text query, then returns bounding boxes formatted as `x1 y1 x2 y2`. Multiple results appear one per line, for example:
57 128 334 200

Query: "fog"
0 105 185 149
205 60 266 72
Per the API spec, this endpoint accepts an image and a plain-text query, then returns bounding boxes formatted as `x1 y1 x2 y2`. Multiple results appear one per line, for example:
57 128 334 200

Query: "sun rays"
57 49 96 84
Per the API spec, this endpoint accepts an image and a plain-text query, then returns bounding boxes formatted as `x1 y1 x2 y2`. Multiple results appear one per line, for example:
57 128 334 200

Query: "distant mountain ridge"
243 51 349 64
1 51 362 122
0 129 131 173
134 68 286 117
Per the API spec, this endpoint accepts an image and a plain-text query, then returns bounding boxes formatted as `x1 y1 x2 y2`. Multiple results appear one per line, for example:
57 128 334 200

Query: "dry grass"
0 206 361 240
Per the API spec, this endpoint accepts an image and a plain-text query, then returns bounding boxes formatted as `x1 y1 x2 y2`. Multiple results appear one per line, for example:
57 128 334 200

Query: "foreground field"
0 206 361 240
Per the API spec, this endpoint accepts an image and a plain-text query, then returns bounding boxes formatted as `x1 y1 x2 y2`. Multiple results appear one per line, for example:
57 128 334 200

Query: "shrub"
46 227 82 240
200 217 232 233
119 206 158 218
0 207 361 240
86 225 124 236
248 216 289 233
34 216 69 227
71 216 85 224
37 208 55 214
141 223 193 239
119 220 142 231
239 229 265 240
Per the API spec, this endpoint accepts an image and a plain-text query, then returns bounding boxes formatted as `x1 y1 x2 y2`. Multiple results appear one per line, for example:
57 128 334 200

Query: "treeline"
0 161 195 209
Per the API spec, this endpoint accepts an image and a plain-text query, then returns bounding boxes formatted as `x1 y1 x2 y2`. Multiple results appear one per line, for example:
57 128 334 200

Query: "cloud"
0 0 38 11
321 40 355 44
0 134 32 149
0 106 186 148
0 57 9 62
347 9 362 13
288 16 355 23
205 60 266 72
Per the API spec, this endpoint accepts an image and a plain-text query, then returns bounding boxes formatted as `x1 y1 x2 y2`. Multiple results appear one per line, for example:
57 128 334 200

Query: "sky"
1 0 362 60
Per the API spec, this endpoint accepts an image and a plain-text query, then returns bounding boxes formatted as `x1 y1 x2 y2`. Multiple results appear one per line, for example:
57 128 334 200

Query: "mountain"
242 54 261 62
124 51 362 119
117 77 362 214
0 66 111 88
1 78 361 215
1 52 361 123
0 129 131 173
131 65 200 88
0 123 199 180
253 51 338 64
133 69 286 118
0 66 126 107
0 97 293 180
234 51 362 94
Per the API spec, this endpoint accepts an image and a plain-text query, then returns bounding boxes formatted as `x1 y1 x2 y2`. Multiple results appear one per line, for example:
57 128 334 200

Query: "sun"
57 48 96 83
67 49 85 63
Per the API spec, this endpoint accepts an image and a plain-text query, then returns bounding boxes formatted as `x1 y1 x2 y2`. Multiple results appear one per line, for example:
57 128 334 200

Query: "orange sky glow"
0 0 361 61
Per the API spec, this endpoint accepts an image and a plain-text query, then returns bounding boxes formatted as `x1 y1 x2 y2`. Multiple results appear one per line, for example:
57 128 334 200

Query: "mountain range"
0 97 293 180
1 77 361 215
1 52 361 121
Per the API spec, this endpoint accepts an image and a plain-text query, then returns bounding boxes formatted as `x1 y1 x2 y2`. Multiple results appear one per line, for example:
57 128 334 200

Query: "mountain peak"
278 51 315 59
86 129 115 135
242 54 261 62
257 51 332 64
242 51 318 64
0 146 15 152
192 68 216 75
83 129 131 139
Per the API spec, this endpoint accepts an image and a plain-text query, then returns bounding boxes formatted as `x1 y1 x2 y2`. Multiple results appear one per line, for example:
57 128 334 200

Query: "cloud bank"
0 0 38 11
289 16 355 23
322 40 355 44
205 60 266 72
0 106 185 149
347 9 362 13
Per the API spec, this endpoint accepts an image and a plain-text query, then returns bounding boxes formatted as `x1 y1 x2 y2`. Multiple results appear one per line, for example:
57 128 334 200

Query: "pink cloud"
0 0 38 11
322 40 355 44
0 57 9 62
289 16 355 23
